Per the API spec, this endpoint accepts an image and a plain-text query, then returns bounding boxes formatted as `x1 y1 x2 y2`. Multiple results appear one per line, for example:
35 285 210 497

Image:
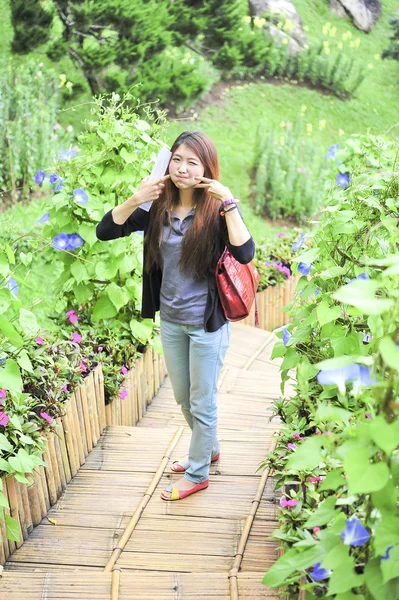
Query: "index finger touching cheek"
157 174 171 183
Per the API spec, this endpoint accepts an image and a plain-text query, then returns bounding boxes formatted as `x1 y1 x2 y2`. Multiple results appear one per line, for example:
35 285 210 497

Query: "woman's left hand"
194 176 233 203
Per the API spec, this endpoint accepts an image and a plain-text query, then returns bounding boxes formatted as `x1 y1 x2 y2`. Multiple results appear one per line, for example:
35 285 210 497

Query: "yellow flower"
337 42 343 49
329 26 337 37
283 19 294 33
303 25 309 32
368 63 373 69
242 16 251 24
339 129 344 136
325 47 331 55
319 119 326 130
59 73 67 87
322 22 331 35
306 123 313 135
280 121 286 127
354 38 360 48
277 22 282 29
301 105 307 112
254 17 266 28
280 136 285 145
346 31 352 39
349 41 355 48
282 38 289 45
323 41 329 48
374 53 380 60
342 32 348 41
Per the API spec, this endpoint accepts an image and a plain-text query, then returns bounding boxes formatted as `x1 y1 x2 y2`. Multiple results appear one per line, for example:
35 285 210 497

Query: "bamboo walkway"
0 323 283 599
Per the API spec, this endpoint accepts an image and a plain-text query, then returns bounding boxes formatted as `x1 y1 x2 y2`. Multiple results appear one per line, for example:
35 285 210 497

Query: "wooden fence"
241 277 298 330
0 347 166 566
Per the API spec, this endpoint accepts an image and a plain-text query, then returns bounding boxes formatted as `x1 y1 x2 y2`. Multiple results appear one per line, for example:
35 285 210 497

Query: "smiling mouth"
176 176 188 179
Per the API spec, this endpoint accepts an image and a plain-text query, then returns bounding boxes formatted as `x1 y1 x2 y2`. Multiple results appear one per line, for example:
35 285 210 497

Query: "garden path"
0 323 284 599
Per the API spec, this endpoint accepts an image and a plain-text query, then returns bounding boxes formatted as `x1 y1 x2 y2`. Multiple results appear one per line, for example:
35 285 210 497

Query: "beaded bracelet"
221 198 240 207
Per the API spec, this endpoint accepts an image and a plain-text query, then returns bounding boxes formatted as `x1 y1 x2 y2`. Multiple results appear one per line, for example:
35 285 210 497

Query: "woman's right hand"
134 174 171 204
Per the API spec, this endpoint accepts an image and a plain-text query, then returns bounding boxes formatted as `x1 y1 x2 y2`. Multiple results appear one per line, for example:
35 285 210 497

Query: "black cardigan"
95 206 255 332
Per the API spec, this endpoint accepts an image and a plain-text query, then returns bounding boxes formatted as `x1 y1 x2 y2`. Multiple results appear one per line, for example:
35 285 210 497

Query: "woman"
96 131 255 501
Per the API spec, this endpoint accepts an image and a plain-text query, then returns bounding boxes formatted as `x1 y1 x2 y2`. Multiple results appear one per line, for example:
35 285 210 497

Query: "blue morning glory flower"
314 287 321 296
309 562 332 582
317 363 373 394
67 234 84 250
298 262 311 275
0 358 6 365
73 188 89 206
34 170 46 185
357 273 369 280
6 276 19 297
53 233 70 251
49 173 59 184
291 233 305 252
282 328 291 346
58 149 77 162
363 333 372 344
52 178 64 193
340 518 370 547
326 143 340 160
37 212 50 223
336 173 350 188
381 545 394 560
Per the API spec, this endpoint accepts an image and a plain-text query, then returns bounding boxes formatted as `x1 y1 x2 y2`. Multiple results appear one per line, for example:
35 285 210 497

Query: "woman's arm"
223 203 251 246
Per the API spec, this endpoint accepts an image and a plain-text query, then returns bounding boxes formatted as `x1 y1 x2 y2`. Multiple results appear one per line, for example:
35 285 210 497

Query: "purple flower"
336 173 350 188
317 363 373 394
381 545 394 560
73 188 89 206
58 149 77 161
282 328 291 347
52 178 64 193
120 389 128 400
53 233 70 251
280 497 298 508
0 359 6 366
49 173 59 184
71 332 82 344
298 262 311 275
340 518 370 546
34 170 46 185
0 389 6 399
326 143 340 160
309 562 332 582
6 276 19 297
35 336 45 345
37 212 50 223
277 232 286 238
121 365 128 375
40 411 54 424
292 233 305 252
287 443 297 451
0 411 9 426
67 234 84 250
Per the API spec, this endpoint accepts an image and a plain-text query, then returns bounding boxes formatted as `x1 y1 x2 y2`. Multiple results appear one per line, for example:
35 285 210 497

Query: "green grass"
165 0 399 242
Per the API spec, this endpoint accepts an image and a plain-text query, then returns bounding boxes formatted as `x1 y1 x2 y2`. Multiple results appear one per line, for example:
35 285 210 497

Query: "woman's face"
169 144 205 189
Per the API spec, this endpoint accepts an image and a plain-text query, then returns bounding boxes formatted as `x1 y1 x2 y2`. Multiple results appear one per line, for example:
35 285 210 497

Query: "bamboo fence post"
88 372 101 442
26 473 42 526
70 393 84 468
97 363 107 431
74 388 88 459
2 478 16 556
53 428 68 490
14 480 28 541
42 439 57 507
47 433 62 499
0 487 9 561
79 383 93 453
18 477 33 535
135 360 143 425
61 408 78 479
5 477 22 548
36 466 49 517
105 402 112 427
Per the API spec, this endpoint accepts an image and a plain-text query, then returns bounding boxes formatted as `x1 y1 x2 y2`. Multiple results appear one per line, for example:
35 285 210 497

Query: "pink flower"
324 431 331 436
81 305 85 311
315 429 322 435
66 310 76 316
79 362 87 373
40 412 54 424
120 389 128 400
147 422 154 427
53 123 61 131
287 443 297 451
0 389 6 399
286 121 292 129
71 332 82 344
40 369 46 374
35 337 45 345
69 314 79 325
0 411 9 426
121 365 128 375
277 232 286 238
365 413 371 420
309 476 322 483
280 497 298 509
313 527 321 535
61 383 68 393
97 346 103 353
66 125 73 133
293 432 302 440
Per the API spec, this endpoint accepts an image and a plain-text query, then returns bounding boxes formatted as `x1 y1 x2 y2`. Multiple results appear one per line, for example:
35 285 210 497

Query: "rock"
329 0 382 32
329 0 347 19
268 24 302 54
248 0 307 47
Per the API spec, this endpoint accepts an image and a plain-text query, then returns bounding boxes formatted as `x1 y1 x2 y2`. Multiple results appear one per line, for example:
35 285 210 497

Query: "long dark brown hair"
144 131 223 280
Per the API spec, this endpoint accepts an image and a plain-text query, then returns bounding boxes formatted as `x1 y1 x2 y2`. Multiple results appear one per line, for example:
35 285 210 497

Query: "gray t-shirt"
159 207 208 326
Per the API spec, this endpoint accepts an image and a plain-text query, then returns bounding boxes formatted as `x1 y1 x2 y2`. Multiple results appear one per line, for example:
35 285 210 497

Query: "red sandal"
161 479 209 501
170 452 220 473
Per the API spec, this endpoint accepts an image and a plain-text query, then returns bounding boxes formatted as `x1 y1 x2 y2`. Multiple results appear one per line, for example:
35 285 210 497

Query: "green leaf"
322 544 349 570
106 283 129 311
319 266 346 279
0 358 23 393
95 260 119 280
19 308 39 336
286 436 324 471
343 448 390 494
14 473 31 484
333 280 394 316
0 491 9 509
304 496 337 528
17 350 34 374
271 341 286 359
0 253 9 278
374 515 399 554
92 294 118 321
0 457 11 472
315 355 360 369
369 417 399 456
70 260 88 284
281 350 300 370
120 147 137 164
262 545 323 588
315 403 351 424
317 302 342 327
381 545 399 584
327 565 364 596
0 317 23 347
129 318 154 344
0 288 12 313
292 247 320 264
8 448 37 473
365 559 399 600
5 514 20 542
379 337 399 372
335 594 364 600
319 469 345 491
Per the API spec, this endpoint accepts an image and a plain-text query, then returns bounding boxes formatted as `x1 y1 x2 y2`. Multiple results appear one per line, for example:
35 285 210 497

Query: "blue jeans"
160 319 231 484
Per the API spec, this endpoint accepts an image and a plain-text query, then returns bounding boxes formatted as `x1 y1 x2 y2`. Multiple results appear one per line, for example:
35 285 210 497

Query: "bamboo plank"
61 405 78 478
74 387 89 459
79 383 93 453
42 440 57 507
19 476 33 535
53 426 68 491
3 478 17 555
14 479 29 542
